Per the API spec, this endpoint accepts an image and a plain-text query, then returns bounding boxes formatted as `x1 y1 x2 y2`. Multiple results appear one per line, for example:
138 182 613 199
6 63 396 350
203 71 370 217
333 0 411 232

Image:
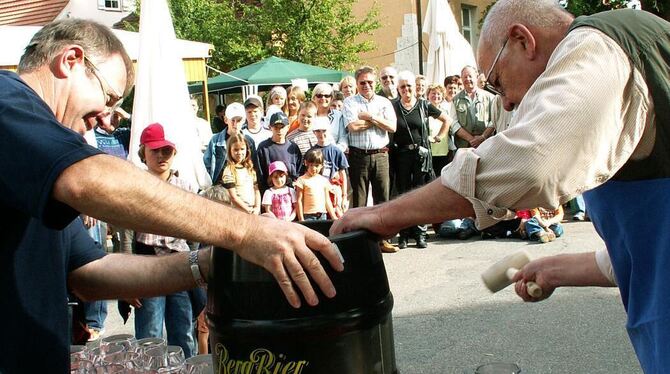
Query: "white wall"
57 0 136 27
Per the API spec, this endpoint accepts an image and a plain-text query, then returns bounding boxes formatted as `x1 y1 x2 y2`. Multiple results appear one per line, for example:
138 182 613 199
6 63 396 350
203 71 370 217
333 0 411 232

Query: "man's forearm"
371 115 396 133
543 252 617 288
455 128 474 142
380 179 475 234
347 120 371 132
54 154 253 250
68 249 211 301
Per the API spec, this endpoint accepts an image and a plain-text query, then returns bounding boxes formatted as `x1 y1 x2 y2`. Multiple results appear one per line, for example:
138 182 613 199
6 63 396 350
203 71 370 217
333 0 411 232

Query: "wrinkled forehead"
381 67 397 76
461 67 478 79
357 72 376 82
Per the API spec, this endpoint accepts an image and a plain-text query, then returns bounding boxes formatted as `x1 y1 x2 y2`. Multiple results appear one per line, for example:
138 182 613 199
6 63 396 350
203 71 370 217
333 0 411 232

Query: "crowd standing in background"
195 62 590 255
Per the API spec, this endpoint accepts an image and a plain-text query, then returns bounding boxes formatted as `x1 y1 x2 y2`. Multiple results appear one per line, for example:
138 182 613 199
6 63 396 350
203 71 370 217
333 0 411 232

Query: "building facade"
0 0 136 27
353 0 493 74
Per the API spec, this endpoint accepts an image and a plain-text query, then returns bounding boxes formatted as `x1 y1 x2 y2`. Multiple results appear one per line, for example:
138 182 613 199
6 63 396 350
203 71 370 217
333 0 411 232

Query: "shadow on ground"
392 290 639 374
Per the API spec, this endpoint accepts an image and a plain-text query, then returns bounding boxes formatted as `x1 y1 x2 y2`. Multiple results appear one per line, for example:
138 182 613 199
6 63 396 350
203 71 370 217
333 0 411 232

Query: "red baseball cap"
140 123 175 150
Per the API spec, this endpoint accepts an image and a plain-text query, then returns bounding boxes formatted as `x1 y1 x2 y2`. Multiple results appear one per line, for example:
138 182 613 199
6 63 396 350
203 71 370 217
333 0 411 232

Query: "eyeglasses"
358 80 374 87
314 94 332 99
381 75 394 81
84 56 124 113
483 38 508 96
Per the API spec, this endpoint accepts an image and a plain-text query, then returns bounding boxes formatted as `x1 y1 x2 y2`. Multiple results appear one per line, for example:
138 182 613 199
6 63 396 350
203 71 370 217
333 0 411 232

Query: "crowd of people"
197 64 586 252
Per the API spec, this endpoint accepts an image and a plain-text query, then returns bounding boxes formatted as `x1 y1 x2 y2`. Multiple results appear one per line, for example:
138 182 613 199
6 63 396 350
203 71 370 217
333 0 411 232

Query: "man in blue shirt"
1 18 343 373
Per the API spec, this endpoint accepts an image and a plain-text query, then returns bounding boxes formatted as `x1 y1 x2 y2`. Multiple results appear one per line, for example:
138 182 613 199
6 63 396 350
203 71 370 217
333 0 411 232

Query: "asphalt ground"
103 220 640 373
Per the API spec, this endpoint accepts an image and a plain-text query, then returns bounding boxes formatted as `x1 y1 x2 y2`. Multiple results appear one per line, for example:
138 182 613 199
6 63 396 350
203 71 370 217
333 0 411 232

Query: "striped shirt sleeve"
440 27 651 229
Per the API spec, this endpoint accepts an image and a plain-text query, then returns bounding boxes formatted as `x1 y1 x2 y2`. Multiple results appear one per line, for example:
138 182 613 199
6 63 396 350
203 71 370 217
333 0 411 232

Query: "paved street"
104 220 640 373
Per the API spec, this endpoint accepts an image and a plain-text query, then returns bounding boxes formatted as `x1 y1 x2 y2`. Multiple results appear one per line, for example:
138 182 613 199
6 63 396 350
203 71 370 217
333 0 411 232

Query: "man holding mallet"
332 0 670 371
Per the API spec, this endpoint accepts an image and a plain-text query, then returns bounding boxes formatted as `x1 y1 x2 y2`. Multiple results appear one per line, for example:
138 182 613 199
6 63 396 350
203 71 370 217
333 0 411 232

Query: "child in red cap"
134 123 199 358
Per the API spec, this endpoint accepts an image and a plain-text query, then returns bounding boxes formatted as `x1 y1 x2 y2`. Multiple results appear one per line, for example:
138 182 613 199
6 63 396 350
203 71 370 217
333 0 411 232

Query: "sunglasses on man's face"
381 75 394 81
358 80 374 87
314 94 332 99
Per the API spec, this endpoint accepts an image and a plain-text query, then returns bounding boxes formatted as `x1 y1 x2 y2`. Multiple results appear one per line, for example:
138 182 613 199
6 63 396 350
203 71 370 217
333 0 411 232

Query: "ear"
508 24 538 60
51 45 85 79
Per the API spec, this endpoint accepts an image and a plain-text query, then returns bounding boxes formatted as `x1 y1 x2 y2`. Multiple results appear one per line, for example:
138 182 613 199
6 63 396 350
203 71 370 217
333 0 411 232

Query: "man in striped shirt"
342 66 397 252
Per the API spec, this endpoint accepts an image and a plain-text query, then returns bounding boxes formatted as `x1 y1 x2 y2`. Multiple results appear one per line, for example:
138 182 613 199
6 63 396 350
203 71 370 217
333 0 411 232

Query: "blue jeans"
134 290 195 358
572 194 586 214
459 218 478 232
84 221 108 331
83 300 108 330
524 218 564 241
438 219 463 238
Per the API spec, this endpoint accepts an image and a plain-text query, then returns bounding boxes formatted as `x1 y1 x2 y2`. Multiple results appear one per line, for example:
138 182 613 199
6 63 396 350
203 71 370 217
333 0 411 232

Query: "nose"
502 96 515 112
95 112 116 133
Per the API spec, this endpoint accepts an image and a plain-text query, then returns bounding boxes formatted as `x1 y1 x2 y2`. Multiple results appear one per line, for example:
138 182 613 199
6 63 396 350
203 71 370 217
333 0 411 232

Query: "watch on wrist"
189 250 207 287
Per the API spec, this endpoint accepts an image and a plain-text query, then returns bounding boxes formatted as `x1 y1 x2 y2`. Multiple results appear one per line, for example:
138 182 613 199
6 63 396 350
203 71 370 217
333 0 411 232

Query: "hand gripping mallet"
481 251 543 298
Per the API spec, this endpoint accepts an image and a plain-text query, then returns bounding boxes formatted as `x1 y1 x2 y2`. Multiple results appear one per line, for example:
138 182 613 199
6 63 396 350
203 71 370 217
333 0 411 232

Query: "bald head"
480 0 573 51
461 66 479 94
476 0 574 111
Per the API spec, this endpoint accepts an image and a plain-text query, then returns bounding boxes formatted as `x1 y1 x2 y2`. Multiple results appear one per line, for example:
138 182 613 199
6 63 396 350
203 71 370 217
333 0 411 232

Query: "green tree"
480 0 668 28
120 0 381 73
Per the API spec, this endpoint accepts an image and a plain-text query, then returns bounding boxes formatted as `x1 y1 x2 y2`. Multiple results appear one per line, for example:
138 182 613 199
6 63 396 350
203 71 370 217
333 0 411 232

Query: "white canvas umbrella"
422 0 478 84
129 0 211 189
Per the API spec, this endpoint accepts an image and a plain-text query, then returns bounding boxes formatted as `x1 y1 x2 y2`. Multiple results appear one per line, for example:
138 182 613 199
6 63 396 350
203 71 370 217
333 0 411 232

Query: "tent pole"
202 61 210 123
416 0 424 75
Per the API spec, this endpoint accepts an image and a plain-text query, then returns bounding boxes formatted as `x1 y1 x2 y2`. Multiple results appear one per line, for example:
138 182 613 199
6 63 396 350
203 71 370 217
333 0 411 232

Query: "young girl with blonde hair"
221 134 260 214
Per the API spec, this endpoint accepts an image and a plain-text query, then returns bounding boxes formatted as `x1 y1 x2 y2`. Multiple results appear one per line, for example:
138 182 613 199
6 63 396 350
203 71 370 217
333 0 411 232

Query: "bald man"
450 65 495 149
331 1 670 371
377 66 399 100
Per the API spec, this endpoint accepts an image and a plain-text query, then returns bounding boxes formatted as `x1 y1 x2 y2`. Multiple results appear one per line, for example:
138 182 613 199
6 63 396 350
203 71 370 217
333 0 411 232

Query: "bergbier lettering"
216 344 309 374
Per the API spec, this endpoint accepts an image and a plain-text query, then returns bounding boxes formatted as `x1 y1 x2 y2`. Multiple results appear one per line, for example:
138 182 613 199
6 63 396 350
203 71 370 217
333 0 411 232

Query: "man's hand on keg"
235 216 344 308
329 205 399 239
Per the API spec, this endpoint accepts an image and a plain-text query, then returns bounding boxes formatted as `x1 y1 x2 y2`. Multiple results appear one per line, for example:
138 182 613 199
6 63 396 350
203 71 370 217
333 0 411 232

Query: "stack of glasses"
70 334 213 373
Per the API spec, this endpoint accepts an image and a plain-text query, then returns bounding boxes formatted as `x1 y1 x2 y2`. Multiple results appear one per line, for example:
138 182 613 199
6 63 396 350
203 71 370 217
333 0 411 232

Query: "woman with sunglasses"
311 83 348 152
391 71 451 249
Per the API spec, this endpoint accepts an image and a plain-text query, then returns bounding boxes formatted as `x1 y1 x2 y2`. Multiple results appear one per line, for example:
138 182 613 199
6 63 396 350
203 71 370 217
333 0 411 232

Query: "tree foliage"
564 0 666 18
119 0 381 74
479 0 668 29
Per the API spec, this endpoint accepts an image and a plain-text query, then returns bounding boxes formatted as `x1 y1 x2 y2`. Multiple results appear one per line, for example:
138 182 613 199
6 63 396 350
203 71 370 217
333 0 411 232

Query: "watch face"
190 251 206 286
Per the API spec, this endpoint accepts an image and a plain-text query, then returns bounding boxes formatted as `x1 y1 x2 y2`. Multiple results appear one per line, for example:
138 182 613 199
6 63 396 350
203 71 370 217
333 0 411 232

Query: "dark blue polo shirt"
0 71 106 373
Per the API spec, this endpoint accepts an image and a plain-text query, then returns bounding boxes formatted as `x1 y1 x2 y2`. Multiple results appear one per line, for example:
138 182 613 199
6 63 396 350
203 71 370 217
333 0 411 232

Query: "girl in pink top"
261 161 297 221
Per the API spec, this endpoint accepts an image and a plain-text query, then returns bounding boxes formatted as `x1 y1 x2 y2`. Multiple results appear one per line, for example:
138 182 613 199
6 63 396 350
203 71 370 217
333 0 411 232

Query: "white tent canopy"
0 25 211 67
128 0 211 190
422 0 478 84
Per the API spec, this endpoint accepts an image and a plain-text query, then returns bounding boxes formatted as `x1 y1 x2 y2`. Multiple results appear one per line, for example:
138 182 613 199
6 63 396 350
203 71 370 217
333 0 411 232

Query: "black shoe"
416 235 428 248
481 231 495 240
457 228 477 240
398 236 408 249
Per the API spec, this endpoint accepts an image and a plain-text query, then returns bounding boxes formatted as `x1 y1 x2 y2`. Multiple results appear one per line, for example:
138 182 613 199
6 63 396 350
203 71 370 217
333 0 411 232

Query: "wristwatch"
189 250 207 287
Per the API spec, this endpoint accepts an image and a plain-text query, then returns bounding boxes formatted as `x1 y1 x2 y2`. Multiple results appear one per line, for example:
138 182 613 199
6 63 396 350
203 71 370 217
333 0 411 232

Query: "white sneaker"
538 231 551 243
87 328 105 341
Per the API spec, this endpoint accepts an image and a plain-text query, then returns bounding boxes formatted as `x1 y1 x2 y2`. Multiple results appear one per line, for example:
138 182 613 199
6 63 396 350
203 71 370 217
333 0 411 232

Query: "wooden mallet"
481 251 543 298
